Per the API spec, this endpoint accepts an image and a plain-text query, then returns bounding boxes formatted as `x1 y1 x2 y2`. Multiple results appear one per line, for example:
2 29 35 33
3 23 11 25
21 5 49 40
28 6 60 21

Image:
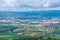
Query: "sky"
0 0 60 11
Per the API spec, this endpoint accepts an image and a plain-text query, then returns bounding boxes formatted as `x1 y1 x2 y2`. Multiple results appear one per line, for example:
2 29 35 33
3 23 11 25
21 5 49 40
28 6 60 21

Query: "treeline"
15 36 60 40
0 36 60 40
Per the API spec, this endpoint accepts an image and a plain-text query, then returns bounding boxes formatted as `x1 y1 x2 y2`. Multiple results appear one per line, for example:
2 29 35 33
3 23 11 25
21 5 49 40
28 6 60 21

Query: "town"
0 16 60 40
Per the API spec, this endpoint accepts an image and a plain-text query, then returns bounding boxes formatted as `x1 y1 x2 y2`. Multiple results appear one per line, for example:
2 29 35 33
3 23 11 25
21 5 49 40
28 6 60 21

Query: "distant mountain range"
0 10 60 18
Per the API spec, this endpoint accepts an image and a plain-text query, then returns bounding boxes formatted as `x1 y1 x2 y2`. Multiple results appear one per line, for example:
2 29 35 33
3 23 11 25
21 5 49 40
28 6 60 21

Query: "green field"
0 34 39 40
0 34 60 40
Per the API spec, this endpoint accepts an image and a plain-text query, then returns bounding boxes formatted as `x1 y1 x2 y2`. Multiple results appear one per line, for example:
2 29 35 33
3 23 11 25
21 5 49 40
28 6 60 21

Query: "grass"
0 34 31 38
0 34 39 40
0 34 60 40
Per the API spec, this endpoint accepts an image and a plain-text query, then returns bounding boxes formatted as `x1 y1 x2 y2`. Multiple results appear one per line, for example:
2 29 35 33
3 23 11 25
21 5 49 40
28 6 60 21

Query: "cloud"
16 0 60 8
44 0 60 8
0 0 60 11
